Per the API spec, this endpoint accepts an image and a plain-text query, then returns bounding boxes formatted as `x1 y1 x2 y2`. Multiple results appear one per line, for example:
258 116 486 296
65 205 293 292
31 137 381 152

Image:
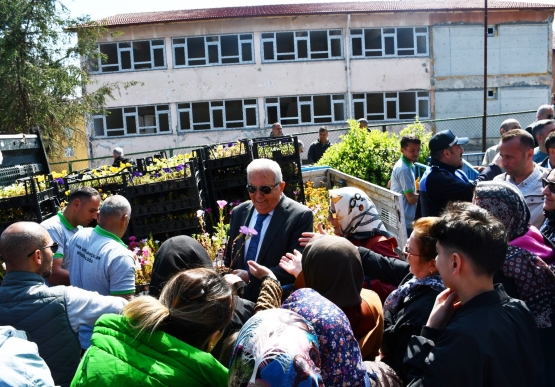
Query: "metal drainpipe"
346 14 352 119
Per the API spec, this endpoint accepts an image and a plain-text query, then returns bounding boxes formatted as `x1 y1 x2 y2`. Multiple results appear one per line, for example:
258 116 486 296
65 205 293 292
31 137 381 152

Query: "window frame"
264 94 346 126
261 29 343 63
171 33 254 68
90 104 172 138
176 99 259 131
352 91 430 122
350 27 429 58
88 39 167 74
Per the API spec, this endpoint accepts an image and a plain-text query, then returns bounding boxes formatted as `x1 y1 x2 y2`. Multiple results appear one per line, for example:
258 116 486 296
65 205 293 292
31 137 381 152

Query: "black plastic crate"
132 197 201 216
64 172 128 198
132 218 200 239
197 139 253 170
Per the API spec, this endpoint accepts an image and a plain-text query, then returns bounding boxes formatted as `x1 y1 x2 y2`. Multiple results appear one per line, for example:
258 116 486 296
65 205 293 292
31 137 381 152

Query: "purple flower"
205 208 212 213
228 142 234 147
54 177 64 185
293 191 298 195
163 168 172 173
133 171 143 177
217 200 228 209
129 236 137 241
154 173 160 178
248 228 258 236
132 247 140 255
239 225 249 235
175 164 184 171
142 246 149 256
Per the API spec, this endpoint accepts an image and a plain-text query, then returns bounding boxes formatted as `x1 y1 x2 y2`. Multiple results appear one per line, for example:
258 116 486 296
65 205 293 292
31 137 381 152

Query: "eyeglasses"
402 244 422 259
246 183 279 194
27 242 59 258
542 178 555 194
547 114 554 119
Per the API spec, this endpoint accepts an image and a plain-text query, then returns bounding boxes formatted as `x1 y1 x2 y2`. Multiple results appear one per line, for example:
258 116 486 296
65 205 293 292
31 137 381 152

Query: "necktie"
244 213 269 270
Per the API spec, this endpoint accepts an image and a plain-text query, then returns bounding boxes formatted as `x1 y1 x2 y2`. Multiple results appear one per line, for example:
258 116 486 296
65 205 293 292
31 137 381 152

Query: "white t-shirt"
40 212 79 270
68 226 135 296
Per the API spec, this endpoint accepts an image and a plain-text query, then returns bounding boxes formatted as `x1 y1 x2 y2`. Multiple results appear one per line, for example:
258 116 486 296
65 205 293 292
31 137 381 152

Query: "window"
265 94 345 126
172 34 254 67
487 26 497 37
351 27 428 58
91 105 171 137
177 99 258 131
64 147 75 158
487 88 498 100
89 39 166 73
261 29 342 62
352 91 430 121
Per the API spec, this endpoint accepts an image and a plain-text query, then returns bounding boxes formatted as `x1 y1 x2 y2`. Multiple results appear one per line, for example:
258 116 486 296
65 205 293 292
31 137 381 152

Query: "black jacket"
404 285 544 387
358 247 440 383
307 140 331 164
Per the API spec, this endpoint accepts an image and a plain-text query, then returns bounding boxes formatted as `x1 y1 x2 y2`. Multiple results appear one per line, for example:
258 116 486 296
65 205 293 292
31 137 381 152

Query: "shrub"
316 119 432 187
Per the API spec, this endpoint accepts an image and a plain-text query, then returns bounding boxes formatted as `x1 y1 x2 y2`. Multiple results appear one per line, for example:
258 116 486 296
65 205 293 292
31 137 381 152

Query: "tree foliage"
0 0 130 156
316 119 432 187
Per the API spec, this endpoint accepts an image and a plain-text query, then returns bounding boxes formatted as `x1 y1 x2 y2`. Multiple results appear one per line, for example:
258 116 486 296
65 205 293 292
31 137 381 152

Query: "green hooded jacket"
71 314 228 387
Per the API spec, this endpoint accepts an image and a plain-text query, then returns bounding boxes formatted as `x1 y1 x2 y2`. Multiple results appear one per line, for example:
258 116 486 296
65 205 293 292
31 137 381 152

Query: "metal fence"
50 110 535 172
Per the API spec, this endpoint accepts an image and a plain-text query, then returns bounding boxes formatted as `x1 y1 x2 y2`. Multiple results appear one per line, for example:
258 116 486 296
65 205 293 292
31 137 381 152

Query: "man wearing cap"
418 130 499 217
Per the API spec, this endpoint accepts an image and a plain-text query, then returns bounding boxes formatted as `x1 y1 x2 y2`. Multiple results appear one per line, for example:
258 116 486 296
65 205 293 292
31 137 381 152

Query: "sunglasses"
27 242 59 258
547 114 554 119
542 178 555 194
246 183 279 194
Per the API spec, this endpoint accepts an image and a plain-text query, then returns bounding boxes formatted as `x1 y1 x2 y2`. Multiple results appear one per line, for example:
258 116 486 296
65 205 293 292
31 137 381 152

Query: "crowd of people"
1 107 555 387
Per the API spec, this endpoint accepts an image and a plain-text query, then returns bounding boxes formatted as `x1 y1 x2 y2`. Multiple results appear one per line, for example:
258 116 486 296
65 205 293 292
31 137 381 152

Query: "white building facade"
84 1 554 157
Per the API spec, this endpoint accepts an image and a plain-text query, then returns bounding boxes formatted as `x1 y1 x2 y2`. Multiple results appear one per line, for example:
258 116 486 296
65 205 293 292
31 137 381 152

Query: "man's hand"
247 261 277 280
299 222 327 246
232 269 250 283
474 166 485 172
279 249 303 278
426 288 461 331
223 273 244 286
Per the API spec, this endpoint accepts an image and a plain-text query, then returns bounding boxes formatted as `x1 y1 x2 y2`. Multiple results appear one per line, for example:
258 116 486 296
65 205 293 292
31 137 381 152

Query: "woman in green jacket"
71 268 235 387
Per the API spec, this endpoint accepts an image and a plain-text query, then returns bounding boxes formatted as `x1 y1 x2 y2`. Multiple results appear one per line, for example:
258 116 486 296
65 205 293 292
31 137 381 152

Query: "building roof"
97 1 555 28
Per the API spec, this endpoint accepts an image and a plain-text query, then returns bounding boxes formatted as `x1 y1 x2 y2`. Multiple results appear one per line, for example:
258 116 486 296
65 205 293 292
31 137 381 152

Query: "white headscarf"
329 187 387 238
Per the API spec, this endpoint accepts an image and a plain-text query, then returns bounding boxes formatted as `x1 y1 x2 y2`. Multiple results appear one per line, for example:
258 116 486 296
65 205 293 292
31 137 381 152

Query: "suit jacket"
224 195 313 301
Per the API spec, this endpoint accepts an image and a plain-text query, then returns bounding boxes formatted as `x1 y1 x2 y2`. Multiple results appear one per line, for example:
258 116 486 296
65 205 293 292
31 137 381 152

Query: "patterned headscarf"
281 288 370 387
228 309 324 387
474 181 530 241
329 187 387 239
383 275 445 316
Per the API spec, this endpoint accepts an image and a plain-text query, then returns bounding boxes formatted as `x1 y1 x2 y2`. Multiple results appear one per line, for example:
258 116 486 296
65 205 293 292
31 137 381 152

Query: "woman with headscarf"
474 180 555 385
228 308 324 387
328 187 398 258
72 268 234 387
353 217 444 384
148 236 254 361
298 235 384 360
540 168 555 249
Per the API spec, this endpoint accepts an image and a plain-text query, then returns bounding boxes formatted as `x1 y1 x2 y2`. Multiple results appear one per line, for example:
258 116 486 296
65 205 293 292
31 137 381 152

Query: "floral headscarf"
474 181 530 241
282 288 370 387
329 187 387 239
228 309 324 387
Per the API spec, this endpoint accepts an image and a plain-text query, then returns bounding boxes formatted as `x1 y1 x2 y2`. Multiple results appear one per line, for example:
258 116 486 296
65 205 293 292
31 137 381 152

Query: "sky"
66 0 555 21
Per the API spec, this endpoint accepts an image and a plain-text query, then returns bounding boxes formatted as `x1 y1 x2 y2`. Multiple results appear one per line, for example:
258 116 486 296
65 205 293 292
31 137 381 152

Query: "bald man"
0 222 126 387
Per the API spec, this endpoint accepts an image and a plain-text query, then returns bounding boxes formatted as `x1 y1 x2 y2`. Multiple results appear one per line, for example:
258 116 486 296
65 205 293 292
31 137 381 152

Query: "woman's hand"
223 273 244 286
426 288 461 331
247 261 277 280
299 222 327 246
279 249 303 278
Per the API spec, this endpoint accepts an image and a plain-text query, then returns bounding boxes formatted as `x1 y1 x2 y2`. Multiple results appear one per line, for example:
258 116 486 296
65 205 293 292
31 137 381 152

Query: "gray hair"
499 119 520 133
113 147 124 157
537 104 553 118
247 159 283 184
99 195 131 218
532 119 555 139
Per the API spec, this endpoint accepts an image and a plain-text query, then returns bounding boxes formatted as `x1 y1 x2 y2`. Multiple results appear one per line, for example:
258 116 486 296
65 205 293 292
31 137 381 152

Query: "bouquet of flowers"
128 234 160 286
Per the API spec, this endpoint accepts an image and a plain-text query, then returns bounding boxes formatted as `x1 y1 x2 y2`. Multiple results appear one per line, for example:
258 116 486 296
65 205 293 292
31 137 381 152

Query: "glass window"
264 94 345 126
177 99 259 131
92 104 172 138
351 27 428 58
261 29 342 62
352 91 430 121
90 39 166 73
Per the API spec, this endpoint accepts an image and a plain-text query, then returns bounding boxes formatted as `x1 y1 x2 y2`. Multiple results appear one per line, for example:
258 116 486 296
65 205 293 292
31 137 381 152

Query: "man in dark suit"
224 158 313 301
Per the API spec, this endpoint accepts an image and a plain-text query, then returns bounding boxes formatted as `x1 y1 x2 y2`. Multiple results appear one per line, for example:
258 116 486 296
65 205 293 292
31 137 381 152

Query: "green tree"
0 0 131 156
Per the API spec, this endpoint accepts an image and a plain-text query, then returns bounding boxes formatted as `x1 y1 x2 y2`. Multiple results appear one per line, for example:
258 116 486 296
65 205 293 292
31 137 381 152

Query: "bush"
316 119 432 187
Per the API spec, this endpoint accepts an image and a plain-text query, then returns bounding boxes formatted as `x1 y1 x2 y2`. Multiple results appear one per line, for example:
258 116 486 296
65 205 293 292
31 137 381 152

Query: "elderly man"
481 119 521 167
357 118 368 129
269 122 283 137
525 104 554 148
494 129 548 228
418 130 497 218
224 158 313 301
0 222 126 387
41 187 100 286
307 126 331 164
112 147 131 168
531 119 555 163
404 203 543 387
68 195 135 349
